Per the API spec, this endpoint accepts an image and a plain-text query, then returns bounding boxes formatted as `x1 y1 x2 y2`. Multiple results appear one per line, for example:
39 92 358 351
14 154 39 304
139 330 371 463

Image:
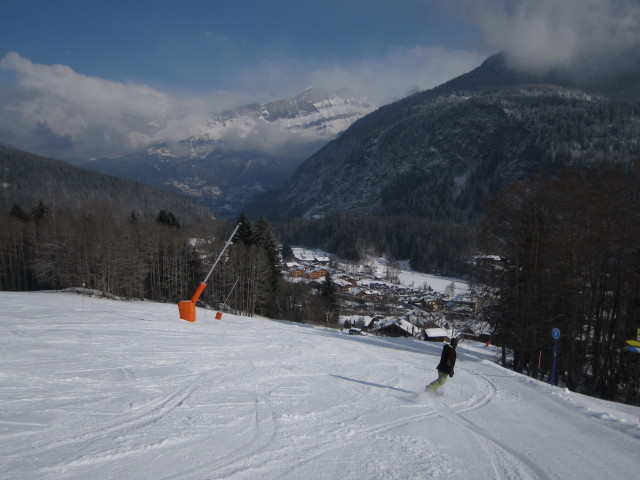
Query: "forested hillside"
0 144 222 303
0 145 351 329
473 163 640 404
255 84 640 224
0 198 283 318
0 145 214 225
248 52 640 276
275 214 472 276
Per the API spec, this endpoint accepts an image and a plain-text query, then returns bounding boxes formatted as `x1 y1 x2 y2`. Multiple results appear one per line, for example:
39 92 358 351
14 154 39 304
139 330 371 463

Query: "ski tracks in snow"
431 399 551 480
429 361 552 480
3 293 638 480
15 383 199 476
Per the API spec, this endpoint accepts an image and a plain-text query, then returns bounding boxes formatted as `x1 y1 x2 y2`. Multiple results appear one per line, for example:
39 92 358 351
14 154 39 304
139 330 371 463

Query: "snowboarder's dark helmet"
450 337 459 347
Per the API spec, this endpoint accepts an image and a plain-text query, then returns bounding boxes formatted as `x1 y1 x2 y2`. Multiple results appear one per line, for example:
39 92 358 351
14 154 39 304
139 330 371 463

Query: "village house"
285 262 307 278
347 287 367 298
423 298 447 311
289 268 307 278
291 247 331 265
339 315 375 330
445 293 478 321
334 274 357 286
333 277 355 293
307 267 328 280
419 327 449 342
372 317 416 338
347 287 380 299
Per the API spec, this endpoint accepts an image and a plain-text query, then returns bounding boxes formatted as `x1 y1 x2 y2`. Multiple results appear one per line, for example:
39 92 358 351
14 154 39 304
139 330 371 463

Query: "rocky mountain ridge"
246 53 640 222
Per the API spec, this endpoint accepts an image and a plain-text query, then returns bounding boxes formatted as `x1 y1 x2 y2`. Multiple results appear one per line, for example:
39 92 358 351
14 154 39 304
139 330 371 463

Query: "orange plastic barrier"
178 300 196 322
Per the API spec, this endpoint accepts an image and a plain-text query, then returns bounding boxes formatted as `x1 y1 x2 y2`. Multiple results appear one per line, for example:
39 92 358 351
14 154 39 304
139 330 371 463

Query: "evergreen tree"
155 210 180 229
235 213 254 246
475 165 640 402
9 204 29 222
320 272 338 314
30 200 48 223
254 217 279 264
254 216 281 318
281 244 295 262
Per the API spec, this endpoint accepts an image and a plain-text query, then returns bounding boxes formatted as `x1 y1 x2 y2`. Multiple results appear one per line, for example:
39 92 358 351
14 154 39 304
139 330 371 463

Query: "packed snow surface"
1 291 638 480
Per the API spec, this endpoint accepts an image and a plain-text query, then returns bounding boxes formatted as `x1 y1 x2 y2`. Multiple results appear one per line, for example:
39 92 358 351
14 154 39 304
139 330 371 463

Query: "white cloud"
308 46 486 104
0 47 486 160
466 0 640 73
1 53 170 116
5 2 639 161
0 52 174 158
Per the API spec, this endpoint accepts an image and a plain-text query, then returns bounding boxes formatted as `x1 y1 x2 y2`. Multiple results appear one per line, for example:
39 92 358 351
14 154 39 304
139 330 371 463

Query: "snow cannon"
178 282 208 322
178 223 240 322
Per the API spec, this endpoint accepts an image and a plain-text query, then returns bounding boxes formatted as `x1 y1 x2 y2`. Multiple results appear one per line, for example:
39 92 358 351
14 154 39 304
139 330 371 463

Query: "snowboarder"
425 337 458 392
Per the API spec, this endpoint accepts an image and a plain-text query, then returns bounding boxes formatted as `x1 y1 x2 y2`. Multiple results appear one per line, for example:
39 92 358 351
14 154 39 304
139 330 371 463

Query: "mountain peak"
439 51 640 99
247 52 640 222
87 87 375 219
170 87 374 159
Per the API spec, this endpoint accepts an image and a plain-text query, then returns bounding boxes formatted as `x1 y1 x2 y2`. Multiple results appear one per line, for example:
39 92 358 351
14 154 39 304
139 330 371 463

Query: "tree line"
0 202 210 301
474 163 640 405
0 203 342 326
276 213 473 277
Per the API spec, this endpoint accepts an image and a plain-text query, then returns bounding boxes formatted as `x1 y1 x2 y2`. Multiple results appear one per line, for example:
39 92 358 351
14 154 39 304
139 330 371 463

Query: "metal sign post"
551 328 561 386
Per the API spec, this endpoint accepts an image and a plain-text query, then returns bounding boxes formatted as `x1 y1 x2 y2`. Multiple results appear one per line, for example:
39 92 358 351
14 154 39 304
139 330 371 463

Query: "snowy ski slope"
0 291 638 479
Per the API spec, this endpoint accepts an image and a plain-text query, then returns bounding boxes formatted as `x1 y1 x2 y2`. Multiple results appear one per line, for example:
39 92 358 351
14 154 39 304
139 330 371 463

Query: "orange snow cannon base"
178 300 196 322
178 281 208 322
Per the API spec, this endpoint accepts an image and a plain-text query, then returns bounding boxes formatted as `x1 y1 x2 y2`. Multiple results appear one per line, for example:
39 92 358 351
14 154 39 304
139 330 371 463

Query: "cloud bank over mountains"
2 0 640 161
0 53 173 159
469 0 640 74
0 48 484 160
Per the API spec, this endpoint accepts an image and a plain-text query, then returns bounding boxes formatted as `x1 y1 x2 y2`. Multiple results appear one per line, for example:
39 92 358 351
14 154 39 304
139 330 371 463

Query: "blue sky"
1 0 640 159
0 0 484 99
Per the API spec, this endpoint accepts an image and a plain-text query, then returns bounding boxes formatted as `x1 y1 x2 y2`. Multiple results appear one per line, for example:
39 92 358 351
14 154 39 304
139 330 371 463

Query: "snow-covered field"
337 255 470 297
1 291 638 480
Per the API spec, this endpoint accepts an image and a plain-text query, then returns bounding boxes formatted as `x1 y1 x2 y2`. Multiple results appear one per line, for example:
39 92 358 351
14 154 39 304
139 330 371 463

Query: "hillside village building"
307 268 328 280
291 247 330 264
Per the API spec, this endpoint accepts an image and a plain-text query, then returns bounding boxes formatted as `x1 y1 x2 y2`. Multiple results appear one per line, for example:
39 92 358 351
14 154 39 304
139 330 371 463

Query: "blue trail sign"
551 328 561 385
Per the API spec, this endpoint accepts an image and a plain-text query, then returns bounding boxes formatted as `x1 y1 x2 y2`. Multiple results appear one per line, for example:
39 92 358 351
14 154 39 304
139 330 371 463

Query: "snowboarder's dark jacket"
436 343 457 376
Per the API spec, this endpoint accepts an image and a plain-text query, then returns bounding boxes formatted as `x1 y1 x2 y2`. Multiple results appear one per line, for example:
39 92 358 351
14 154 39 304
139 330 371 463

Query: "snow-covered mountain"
172 87 373 159
82 88 374 218
247 53 640 222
